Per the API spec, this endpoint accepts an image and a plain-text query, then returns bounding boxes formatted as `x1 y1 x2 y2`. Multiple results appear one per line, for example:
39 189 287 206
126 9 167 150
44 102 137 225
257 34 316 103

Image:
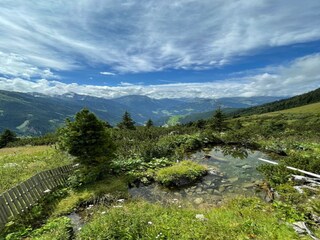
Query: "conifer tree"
59 108 115 165
145 119 154 128
211 107 226 132
117 111 136 130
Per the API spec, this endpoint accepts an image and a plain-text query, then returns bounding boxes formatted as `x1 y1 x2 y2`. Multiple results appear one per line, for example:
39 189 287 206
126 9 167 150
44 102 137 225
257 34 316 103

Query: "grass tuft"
155 160 207 187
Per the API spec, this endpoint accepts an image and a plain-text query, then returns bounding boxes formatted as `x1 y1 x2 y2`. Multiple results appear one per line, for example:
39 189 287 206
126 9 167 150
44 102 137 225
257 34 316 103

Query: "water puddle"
67 212 84 234
129 146 270 205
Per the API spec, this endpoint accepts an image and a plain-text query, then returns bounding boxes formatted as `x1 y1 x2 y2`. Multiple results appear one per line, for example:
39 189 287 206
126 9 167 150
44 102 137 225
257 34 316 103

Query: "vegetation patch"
0 146 72 192
78 198 299 240
52 176 129 216
28 217 72 240
155 160 207 187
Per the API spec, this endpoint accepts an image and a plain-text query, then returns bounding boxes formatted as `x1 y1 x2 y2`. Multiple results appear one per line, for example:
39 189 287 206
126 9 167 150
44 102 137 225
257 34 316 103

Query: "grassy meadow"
2 103 320 239
0 146 73 192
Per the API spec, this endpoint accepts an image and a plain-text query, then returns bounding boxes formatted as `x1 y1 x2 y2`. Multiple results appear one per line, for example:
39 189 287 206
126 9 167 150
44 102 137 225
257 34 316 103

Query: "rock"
292 222 307 234
194 198 204 204
242 165 252 169
214 190 221 195
195 214 207 221
203 180 212 186
207 189 214 194
219 186 226 192
242 182 256 188
228 177 239 183
221 184 232 188
173 192 181 197
235 163 245 168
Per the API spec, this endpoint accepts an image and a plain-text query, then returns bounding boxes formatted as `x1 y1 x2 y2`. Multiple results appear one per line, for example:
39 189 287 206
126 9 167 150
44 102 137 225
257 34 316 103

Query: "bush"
155 160 207 187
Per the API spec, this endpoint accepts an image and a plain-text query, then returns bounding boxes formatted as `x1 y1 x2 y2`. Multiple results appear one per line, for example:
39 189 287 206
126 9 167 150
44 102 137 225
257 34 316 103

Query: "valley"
0 88 320 239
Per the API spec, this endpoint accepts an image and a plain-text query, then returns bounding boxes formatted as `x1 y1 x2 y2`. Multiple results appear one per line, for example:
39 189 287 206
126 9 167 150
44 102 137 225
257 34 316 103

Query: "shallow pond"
129 147 270 206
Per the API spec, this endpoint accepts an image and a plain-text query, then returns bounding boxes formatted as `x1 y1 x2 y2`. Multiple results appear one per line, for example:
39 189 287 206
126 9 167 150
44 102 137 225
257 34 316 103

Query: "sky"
0 0 320 99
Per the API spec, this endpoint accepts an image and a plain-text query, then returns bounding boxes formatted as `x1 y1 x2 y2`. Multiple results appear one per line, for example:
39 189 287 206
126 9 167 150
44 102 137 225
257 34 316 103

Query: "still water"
129 146 270 206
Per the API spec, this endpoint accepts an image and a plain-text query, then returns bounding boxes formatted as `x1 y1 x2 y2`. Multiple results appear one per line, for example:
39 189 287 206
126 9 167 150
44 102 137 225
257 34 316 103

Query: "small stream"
129 146 269 206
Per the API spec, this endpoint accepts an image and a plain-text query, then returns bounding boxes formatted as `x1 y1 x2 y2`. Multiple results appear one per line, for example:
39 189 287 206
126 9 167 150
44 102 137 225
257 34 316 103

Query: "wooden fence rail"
0 164 76 230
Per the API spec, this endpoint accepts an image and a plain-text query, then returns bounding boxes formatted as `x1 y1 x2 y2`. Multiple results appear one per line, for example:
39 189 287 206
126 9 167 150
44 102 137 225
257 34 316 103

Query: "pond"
129 146 270 206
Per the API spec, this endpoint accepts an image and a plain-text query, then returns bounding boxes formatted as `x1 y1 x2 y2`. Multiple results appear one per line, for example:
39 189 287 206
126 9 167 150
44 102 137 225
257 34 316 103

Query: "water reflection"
218 145 250 159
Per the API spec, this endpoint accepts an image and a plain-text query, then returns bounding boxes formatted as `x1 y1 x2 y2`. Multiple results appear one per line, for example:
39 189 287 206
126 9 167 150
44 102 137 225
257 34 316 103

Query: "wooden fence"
0 164 76 230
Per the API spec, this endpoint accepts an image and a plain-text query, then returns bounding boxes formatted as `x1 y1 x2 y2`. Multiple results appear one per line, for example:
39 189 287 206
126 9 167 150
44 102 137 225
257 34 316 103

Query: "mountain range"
0 90 282 135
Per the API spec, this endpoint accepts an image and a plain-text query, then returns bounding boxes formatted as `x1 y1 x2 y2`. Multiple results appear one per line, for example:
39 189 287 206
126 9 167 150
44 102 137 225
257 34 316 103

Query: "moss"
155 160 207 187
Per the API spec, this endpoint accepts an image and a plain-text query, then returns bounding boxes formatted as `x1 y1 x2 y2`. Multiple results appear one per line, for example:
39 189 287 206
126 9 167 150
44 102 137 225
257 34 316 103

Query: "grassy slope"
0 146 72 192
78 199 299 240
267 102 320 114
233 87 320 116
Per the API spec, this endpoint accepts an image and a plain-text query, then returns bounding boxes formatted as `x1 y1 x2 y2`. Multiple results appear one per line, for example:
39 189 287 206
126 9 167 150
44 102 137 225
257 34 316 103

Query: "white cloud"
1 54 319 99
0 0 319 74
100 71 116 76
0 52 59 79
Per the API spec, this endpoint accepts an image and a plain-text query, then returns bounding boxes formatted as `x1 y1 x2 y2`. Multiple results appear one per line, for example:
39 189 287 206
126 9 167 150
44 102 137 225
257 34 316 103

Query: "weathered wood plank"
0 196 10 224
29 176 42 199
33 174 46 197
0 195 11 220
49 170 59 187
38 172 51 191
3 191 18 216
0 163 75 229
23 180 37 204
17 183 32 208
24 182 36 206
44 171 55 189
11 187 26 213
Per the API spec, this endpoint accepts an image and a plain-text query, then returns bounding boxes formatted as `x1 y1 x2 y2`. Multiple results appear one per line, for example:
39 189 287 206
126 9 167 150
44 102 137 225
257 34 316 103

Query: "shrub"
155 160 207 187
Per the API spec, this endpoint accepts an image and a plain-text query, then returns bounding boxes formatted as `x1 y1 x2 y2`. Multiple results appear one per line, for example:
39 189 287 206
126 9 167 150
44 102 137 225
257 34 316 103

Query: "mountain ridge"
0 89 283 135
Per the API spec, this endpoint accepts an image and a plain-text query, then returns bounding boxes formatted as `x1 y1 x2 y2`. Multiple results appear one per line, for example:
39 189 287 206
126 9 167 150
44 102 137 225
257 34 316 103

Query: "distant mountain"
232 87 320 116
0 90 282 135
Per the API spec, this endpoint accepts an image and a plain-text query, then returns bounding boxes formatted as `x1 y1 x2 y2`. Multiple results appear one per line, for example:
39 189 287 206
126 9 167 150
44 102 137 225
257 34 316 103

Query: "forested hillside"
233 87 320 116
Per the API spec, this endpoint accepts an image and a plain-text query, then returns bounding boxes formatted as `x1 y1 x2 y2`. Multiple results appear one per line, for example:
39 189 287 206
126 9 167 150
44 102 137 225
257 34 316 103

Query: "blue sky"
0 0 320 99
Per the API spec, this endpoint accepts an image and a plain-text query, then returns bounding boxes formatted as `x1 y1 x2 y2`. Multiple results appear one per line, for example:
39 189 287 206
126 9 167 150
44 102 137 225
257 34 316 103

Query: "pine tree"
145 119 154 128
59 108 115 165
117 111 136 130
211 107 226 132
0 129 17 148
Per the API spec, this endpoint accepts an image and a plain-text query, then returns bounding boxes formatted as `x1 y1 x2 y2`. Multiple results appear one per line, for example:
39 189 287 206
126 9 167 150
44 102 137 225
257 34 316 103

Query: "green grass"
266 102 320 114
52 176 129 216
0 146 73 192
155 160 207 187
167 115 184 126
28 216 72 240
78 198 299 240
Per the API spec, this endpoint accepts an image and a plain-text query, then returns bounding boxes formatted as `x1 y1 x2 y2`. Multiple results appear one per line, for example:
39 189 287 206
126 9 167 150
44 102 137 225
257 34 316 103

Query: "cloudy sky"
0 0 320 99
